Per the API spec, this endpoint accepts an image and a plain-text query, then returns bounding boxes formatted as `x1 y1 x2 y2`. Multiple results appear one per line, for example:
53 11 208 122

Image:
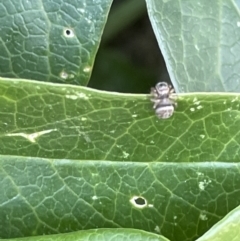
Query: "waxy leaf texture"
0 0 112 85
147 0 240 92
0 157 240 240
0 78 240 162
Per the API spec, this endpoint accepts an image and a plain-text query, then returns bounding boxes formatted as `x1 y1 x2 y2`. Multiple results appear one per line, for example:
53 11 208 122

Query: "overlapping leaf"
146 0 240 92
1 156 240 241
196 205 240 241
0 0 112 85
0 228 169 241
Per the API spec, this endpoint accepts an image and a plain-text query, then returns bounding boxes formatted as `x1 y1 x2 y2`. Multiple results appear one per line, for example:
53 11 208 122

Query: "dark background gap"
88 0 170 93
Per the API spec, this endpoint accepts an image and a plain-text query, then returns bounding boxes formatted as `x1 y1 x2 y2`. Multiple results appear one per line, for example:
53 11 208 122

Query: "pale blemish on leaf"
194 101 201 105
6 129 57 143
200 135 205 139
66 95 78 100
79 132 91 143
190 107 195 112
77 8 85 13
86 18 92 24
200 212 208 221
92 196 98 200
60 71 69 79
66 92 89 100
231 96 238 102
154 226 160 233
199 179 212 191
83 66 92 73
197 105 203 109
194 44 199 51
122 151 130 159
77 92 89 100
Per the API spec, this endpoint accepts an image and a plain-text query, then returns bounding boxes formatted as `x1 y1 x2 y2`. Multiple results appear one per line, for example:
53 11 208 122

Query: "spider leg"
151 99 161 108
169 98 177 107
150 88 159 98
169 95 177 101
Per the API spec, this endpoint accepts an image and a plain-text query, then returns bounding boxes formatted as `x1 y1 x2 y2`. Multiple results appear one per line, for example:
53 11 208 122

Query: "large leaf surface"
0 77 240 162
1 156 240 241
0 0 112 85
0 228 169 241
146 0 240 92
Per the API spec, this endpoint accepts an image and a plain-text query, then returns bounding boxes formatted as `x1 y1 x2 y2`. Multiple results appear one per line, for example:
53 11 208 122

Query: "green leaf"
0 0 112 85
196 205 240 241
0 228 169 241
0 77 240 162
146 0 240 92
1 77 240 241
1 156 240 241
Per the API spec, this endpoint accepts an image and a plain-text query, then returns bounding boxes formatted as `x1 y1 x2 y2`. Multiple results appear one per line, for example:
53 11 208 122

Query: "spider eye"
156 82 168 90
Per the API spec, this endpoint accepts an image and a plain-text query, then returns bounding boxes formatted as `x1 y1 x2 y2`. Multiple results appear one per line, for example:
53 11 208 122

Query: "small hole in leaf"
130 196 147 209
134 197 145 205
60 71 68 79
64 28 75 38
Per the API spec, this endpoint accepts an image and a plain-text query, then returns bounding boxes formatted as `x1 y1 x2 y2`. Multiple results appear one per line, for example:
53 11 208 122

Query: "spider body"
150 82 177 119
